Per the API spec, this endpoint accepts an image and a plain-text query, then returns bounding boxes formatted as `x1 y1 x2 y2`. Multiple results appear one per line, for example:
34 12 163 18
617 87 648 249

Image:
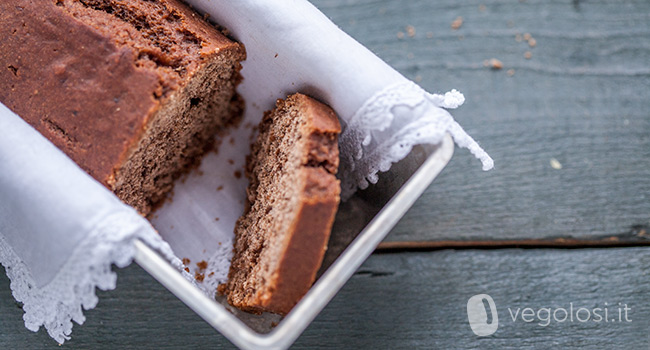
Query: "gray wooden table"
1 0 649 348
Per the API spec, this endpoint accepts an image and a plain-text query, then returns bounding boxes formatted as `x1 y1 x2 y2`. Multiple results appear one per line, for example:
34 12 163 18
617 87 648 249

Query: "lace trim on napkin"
339 81 494 199
195 236 233 297
0 209 186 344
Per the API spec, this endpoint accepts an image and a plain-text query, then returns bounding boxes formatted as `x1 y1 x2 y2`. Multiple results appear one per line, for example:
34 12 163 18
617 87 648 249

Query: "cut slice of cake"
0 0 245 215
221 93 341 315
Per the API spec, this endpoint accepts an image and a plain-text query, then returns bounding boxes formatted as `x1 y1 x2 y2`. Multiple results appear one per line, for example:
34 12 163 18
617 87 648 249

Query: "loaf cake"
0 0 245 215
220 93 341 315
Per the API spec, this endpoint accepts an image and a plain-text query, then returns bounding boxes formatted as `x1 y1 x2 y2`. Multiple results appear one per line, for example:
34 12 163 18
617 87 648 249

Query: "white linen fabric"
0 104 189 343
0 0 492 344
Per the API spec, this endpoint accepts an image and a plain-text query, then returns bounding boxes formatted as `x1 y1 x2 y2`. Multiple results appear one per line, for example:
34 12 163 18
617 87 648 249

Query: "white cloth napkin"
0 104 188 343
188 0 493 198
152 0 492 302
0 0 492 343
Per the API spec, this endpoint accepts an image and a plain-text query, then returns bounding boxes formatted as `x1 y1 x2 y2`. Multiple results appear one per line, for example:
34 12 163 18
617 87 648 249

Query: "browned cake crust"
0 0 245 214
220 93 341 315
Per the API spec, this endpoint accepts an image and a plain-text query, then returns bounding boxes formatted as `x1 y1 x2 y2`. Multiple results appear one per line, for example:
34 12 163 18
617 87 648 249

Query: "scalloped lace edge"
0 209 186 344
339 81 494 199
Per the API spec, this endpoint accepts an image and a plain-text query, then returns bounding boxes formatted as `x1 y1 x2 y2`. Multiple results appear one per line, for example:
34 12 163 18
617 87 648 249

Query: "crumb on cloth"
195 272 205 282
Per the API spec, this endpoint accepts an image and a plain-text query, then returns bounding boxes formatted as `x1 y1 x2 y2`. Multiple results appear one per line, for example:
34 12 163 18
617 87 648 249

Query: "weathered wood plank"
1 248 648 349
1 1 649 349
312 0 650 245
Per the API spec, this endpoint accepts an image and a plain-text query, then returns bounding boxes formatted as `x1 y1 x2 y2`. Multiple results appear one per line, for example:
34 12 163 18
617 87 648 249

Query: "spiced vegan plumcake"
220 93 341 315
0 0 245 215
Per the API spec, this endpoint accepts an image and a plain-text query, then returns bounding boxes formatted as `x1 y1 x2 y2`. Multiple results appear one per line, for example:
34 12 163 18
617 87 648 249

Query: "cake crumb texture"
0 0 245 214
221 93 341 315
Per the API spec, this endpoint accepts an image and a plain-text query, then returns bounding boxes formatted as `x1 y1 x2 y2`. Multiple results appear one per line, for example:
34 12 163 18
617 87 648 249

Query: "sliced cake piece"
221 93 341 315
0 0 245 215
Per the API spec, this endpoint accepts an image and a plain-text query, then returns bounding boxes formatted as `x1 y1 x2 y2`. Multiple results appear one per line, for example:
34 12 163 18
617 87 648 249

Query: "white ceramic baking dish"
134 134 454 350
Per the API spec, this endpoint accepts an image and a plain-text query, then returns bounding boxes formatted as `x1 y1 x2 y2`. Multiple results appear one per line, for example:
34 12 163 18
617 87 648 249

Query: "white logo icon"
467 294 499 336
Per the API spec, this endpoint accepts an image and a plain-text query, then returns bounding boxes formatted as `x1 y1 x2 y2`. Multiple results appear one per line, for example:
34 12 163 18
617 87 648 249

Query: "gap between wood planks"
376 225 650 252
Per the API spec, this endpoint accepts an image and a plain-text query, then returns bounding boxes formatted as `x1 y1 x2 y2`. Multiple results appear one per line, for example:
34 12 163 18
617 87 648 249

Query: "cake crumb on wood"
528 38 537 47
182 258 190 265
184 267 190 273
451 16 463 30
228 159 234 165
397 31 405 39
217 185 223 191
197 260 208 270
488 58 503 70
234 170 242 179
524 51 532 59
406 25 416 37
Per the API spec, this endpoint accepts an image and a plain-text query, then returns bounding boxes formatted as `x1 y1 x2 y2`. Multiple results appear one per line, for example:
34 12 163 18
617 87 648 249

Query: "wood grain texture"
312 0 650 244
1 0 649 349
1 248 649 349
